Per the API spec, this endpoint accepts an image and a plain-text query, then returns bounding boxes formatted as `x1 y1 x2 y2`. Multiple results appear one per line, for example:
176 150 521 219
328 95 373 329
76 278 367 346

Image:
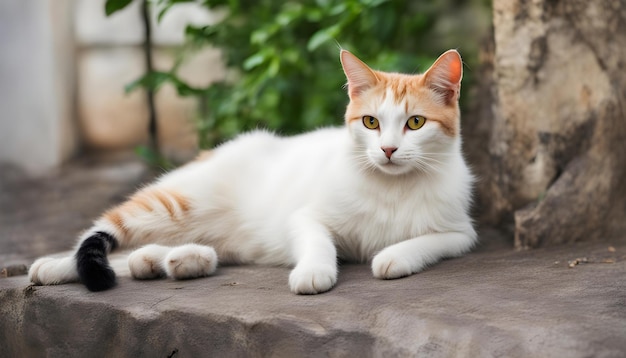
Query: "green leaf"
307 25 340 51
250 27 272 45
134 145 174 170
328 3 347 16
124 71 172 93
267 57 280 77
156 0 196 22
243 53 267 70
105 0 134 16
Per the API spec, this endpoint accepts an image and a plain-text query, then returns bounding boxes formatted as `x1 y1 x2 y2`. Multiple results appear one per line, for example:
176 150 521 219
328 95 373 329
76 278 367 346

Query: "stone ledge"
2 242 625 357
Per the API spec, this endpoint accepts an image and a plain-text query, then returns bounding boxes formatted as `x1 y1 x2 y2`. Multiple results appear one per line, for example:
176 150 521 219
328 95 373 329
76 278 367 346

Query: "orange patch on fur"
390 81 407 102
153 191 176 218
169 190 191 213
428 117 457 137
103 209 128 235
101 188 191 231
344 71 459 137
128 191 154 212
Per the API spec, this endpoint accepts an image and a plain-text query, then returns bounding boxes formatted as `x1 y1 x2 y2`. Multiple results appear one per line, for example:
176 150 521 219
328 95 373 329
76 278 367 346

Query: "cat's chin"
375 162 413 176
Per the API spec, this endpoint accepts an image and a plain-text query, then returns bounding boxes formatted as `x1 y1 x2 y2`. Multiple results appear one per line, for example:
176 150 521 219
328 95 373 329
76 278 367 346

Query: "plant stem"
141 0 159 157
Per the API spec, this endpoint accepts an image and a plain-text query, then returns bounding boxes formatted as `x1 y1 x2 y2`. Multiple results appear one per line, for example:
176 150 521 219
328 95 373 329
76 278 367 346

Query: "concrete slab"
2 241 626 357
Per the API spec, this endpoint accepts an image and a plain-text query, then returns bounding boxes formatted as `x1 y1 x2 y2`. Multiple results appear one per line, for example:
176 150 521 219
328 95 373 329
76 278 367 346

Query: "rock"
1 241 625 357
468 0 626 247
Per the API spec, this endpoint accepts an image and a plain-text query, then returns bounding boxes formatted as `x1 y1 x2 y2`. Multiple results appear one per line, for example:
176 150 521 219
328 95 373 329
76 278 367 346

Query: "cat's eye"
362 115 379 130
406 115 427 130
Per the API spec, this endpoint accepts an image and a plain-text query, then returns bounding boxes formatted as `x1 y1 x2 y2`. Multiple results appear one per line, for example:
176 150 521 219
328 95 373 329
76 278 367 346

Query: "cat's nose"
381 146 398 159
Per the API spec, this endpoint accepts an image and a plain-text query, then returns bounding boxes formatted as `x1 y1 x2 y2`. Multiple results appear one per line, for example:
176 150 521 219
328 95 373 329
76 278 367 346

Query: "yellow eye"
362 115 379 130
406 115 426 130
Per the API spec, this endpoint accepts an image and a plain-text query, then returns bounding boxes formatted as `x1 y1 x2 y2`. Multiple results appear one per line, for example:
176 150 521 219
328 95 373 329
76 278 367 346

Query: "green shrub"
108 0 490 148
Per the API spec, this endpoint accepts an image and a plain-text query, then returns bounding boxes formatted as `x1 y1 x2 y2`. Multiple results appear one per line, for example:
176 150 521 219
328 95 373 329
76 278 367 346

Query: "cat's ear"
423 50 463 105
340 50 379 98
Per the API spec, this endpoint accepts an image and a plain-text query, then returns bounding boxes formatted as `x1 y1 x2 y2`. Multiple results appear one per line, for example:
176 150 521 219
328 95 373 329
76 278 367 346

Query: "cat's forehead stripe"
377 72 420 104
382 74 458 137
344 72 459 137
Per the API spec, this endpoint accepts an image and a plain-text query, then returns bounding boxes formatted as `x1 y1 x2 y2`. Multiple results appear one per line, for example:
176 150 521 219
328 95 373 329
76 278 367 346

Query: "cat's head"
341 50 463 176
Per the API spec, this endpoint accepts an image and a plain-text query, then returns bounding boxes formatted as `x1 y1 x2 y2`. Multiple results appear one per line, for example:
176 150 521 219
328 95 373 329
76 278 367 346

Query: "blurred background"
2 0 625 273
0 0 491 175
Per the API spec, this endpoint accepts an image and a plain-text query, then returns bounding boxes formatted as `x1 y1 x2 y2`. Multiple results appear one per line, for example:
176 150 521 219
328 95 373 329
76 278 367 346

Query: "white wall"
0 0 77 176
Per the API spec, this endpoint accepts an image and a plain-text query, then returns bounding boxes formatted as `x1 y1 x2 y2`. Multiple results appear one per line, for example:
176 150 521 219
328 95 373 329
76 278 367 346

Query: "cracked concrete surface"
1 154 625 357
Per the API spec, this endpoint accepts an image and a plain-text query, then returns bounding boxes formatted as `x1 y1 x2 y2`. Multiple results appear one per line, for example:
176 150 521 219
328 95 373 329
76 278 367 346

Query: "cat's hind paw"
164 244 218 280
289 263 337 295
371 250 416 280
29 256 79 285
128 244 170 280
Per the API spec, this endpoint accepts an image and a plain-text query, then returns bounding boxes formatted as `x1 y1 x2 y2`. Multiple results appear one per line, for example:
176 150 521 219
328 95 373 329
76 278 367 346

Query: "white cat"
29 49 476 294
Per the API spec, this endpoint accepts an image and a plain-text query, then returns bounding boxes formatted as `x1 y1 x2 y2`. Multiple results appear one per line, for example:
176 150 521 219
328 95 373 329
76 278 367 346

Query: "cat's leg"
29 256 80 286
288 210 338 294
163 244 218 280
372 232 476 279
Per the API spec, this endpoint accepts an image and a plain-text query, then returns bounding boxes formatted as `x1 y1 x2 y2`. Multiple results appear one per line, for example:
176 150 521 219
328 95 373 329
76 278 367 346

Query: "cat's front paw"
371 250 417 280
289 263 337 295
164 244 218 280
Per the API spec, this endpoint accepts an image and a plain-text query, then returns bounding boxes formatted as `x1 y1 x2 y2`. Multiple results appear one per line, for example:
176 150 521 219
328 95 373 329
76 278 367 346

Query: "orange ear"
423 50 463 105
340 50 379 98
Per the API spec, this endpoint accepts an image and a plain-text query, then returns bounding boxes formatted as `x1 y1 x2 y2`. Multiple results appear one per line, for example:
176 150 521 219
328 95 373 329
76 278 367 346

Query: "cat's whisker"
410 156 447 176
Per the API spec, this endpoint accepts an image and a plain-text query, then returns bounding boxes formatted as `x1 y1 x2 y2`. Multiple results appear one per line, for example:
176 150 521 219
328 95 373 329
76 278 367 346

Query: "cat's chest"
324 182 435 260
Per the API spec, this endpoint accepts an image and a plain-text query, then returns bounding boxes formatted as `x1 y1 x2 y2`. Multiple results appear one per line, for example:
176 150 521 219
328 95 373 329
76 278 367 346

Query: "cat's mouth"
377 160 410 175
383 157 401 166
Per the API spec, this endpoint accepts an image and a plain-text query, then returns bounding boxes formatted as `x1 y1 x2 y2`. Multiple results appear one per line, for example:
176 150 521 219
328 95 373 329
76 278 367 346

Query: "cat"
28 49 476 295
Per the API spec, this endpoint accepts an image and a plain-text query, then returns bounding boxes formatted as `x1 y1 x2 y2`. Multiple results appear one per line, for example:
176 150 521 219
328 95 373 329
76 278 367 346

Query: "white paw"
289 263 337 295
128 244 170 280
164 244 218 280
371 250 417 280
29 257 54 285
29 256 78 285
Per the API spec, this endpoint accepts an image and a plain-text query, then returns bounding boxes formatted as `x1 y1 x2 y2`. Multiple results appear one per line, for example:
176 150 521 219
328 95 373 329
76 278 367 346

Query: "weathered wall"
469 0 626 247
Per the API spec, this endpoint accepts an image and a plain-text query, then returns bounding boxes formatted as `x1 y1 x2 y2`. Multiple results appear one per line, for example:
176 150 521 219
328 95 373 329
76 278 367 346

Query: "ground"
1 153 625 357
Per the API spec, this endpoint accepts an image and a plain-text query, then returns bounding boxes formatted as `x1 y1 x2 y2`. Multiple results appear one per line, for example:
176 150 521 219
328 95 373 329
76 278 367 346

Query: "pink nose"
381 147 398 159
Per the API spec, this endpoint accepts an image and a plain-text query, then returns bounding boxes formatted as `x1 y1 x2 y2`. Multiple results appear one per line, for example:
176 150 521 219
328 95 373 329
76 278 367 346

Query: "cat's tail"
29 185 193 291
28 223 124 292
75 231 119 291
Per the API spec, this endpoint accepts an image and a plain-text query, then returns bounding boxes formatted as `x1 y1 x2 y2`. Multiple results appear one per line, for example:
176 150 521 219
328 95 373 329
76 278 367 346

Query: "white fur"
29 54 475 294
164 244 218 280
29 123 475 293
128 244 169 279
28 256 79 285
